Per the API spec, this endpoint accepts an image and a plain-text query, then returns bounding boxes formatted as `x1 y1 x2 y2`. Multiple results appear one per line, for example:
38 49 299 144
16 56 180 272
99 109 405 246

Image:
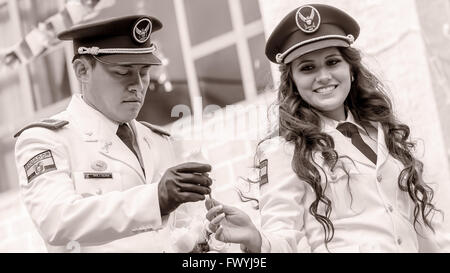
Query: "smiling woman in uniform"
205 4 450 253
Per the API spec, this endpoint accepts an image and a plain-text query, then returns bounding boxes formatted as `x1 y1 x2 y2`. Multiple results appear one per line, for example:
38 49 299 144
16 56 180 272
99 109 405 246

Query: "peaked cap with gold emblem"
265 4 360 64
58 14 163 65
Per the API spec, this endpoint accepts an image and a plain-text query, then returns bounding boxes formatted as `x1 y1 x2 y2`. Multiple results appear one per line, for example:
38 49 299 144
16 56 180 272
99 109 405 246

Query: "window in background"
184 0 233 46
248 33 274 94
240 0 261 24
195 44 244 107
175 0 270 116
28 48 71 110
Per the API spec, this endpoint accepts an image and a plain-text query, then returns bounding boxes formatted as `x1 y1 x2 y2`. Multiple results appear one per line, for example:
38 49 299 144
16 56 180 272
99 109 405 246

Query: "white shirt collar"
315 108 366 133
67 94 122 137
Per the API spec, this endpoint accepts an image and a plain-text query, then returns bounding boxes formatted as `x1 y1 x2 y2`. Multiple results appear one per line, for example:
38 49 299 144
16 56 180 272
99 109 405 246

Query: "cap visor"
95 53 162 65
284 39 349 64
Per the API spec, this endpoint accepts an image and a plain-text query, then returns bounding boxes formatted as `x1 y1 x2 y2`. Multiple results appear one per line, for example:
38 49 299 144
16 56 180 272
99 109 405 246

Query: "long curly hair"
271 46 439 245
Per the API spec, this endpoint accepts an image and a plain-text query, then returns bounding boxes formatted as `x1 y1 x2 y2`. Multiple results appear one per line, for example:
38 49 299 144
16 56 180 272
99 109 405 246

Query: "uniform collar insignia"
295 5 321 33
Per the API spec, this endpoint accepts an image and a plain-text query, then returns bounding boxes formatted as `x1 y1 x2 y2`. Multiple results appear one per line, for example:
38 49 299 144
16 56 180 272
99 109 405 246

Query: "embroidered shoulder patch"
24 150 57 183
259 159 268 186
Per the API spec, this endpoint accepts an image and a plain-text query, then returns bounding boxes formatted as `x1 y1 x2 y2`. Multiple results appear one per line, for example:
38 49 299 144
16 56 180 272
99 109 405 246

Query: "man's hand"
158 162 212 215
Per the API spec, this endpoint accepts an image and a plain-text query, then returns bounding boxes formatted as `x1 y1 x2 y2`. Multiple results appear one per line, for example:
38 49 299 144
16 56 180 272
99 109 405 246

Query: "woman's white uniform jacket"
14 94 197 252
258 112 450 253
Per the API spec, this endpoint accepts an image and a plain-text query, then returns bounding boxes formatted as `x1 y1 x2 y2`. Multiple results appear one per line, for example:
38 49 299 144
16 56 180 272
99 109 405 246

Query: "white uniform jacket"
258 115 450 253
14 95 196 252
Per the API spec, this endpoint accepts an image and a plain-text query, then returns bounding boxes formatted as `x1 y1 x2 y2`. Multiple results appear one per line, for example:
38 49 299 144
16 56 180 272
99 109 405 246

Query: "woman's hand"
205 198 262 253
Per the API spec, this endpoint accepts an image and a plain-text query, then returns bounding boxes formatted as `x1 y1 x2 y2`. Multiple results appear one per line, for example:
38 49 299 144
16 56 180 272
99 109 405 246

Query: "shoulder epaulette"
14 119 69 138
139 121 171 137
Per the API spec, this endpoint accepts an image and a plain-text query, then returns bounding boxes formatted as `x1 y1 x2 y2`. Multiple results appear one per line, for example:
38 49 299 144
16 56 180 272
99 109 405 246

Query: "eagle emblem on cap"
133 18 152 44
295 5 321 33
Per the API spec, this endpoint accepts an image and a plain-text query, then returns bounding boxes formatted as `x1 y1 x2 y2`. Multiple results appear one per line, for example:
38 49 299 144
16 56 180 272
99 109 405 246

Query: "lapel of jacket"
131 121 155 184
328 129 375 167
99 129 146 184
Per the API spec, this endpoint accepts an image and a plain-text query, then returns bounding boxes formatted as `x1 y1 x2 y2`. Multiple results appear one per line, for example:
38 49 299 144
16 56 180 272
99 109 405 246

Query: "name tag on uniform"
84 172 113 179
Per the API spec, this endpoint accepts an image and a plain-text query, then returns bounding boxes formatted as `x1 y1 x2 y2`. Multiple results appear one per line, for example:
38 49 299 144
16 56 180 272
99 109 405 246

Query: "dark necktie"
336 122 377 165
116 123 139 160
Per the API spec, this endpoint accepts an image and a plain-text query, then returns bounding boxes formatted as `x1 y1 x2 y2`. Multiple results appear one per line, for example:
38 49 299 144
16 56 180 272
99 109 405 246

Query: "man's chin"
113 112 139 123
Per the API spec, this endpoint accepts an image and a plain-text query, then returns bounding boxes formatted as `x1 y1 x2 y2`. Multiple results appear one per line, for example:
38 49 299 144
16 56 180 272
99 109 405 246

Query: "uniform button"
95 189 102 195
387 205 394 213
377 174 383 182
397 238 402 245
330 173 337 180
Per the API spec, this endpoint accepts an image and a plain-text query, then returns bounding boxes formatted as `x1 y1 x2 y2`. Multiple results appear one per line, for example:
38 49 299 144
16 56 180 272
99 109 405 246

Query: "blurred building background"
0 0 449 252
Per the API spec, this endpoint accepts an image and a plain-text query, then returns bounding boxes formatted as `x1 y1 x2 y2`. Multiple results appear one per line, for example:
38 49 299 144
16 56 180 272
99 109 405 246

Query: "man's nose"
128 73 145 92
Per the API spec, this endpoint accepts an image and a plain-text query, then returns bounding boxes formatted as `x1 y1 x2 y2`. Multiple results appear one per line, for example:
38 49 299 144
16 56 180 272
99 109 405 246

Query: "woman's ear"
73 57 92 83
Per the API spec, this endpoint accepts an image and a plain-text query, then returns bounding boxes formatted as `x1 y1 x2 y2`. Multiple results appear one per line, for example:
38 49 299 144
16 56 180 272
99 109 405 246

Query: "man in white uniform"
14 14 212 252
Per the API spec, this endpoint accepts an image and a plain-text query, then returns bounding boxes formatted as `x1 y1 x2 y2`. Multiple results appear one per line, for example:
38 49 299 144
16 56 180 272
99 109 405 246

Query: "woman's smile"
313 85 338 94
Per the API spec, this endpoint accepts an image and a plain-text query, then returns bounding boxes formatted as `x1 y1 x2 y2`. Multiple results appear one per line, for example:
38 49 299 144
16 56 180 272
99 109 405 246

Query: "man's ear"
73 57 92 83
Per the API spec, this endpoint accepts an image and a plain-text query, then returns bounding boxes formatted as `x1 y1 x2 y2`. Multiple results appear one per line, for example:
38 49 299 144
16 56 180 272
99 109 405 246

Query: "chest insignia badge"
91 160 107 172
102 141 112 153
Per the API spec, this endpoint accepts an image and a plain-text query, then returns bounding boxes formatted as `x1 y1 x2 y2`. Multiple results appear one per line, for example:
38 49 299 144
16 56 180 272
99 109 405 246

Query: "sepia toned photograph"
0 0 449 257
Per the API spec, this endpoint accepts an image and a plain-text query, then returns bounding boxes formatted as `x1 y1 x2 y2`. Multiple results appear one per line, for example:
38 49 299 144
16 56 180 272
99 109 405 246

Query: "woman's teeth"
315 85 336 93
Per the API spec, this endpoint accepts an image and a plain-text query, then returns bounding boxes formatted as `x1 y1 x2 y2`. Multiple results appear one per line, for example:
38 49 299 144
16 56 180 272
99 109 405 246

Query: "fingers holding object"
208 213 225 233
205 197 220 210
176 192 207 203
206 205 223 221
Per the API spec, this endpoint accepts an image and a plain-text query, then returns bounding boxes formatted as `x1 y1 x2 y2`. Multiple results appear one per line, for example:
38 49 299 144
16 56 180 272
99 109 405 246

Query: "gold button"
397 238 402 245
